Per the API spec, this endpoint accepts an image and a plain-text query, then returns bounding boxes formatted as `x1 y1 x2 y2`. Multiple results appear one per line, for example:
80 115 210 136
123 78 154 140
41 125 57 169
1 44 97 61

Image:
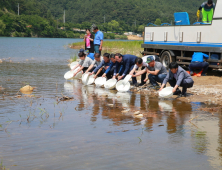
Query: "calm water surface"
0 37 222 170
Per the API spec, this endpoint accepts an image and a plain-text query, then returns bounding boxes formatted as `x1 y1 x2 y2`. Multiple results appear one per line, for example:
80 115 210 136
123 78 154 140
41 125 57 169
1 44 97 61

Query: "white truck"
142 0 222 70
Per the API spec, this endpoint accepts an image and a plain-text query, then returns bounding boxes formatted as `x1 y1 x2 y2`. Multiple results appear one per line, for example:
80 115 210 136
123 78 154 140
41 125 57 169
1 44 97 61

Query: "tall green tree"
0 19 6 35
154 18 161 26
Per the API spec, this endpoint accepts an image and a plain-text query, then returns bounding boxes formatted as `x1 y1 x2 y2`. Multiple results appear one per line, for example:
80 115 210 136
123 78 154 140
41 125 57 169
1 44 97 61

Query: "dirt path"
127 35 143 40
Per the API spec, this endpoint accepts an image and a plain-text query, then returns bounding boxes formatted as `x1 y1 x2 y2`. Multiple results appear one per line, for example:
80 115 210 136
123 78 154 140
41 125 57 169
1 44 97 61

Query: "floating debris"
59 96 74 101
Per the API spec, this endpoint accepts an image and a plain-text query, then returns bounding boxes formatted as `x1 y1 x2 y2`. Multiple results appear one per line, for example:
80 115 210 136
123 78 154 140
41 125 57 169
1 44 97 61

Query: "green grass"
71 40 143 56
70 54 78 62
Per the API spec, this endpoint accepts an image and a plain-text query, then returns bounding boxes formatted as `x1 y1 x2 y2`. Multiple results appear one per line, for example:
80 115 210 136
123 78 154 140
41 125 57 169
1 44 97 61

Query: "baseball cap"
146 56 154 63
208 0 213 5
78 49 89 55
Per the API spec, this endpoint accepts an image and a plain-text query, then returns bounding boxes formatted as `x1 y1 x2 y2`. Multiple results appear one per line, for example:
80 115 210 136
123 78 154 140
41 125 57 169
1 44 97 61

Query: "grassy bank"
71 40 143 56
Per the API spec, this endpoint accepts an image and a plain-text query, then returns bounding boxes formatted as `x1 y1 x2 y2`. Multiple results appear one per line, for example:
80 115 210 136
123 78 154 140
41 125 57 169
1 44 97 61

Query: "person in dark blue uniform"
113 53 137 85
189 52 209 76
102 54 123 79
90 53 112 79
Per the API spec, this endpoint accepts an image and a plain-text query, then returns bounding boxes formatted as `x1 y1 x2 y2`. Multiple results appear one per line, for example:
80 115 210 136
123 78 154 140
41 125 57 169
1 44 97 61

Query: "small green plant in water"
0 159 7 170
137 137 142 143
70 55 78 63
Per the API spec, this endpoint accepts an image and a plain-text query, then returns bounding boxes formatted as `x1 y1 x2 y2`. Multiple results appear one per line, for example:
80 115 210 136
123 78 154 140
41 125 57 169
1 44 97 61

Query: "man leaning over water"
72 49 94 77
129 57 148 87
113 53 137 85
159 62 194 97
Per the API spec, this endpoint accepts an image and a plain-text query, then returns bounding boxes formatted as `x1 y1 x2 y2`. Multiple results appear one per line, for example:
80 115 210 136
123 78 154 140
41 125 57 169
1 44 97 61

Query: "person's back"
147 61 167 75
189 52 209 76
122 54 138 66
87 53 95 60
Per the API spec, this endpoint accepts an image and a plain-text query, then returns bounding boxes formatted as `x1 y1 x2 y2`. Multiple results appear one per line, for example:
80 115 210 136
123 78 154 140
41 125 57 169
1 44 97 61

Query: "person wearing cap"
113 53 138 85
71 49 94 77
189 52 209 76
93 26 103 55
145 55 167 90
160 62 194 97
129 56 148 87
102 54 123 79
85 53 102 74
197 0 215 24
90 53 112 79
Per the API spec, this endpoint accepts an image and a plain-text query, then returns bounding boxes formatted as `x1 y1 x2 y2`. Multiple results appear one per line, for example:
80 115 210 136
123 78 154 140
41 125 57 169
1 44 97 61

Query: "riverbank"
70 40 222 105
132 73 222 106
127 35 143 40
70 40 143 56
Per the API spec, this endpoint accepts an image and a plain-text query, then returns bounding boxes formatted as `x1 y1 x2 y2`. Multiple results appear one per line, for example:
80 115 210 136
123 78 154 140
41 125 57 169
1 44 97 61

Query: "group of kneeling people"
71 49 194 97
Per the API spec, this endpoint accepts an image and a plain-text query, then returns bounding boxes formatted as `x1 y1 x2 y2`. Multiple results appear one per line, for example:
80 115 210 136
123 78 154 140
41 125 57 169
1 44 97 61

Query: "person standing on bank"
93 26 103 55
84 29 94 53
189 52 209 76
197 0 215 24
159 62 194 97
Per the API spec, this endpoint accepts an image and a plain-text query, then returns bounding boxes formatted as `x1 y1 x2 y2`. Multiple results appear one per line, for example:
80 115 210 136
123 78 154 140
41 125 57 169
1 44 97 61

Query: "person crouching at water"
129 57 148 87
102 54 123 79
85 53 101 74
159 62 194 97
113 53 138 85
72 49 94 77
144 56 167 90
189 52 209 76
90 53 111 79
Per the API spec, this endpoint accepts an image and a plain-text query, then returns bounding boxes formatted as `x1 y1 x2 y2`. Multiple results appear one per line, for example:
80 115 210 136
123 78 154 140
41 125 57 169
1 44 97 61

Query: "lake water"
0 37 222 170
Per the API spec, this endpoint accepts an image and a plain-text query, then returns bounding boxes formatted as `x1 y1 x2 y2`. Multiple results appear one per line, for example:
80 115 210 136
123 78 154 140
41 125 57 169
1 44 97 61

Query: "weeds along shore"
70 41 143 58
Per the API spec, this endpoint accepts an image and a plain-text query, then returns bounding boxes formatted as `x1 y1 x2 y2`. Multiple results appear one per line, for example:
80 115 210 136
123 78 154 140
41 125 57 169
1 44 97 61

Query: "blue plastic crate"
174 12 190 25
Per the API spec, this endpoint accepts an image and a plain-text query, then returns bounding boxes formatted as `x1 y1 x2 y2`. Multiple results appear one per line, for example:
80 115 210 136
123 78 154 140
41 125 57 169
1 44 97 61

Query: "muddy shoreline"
132 74 222 106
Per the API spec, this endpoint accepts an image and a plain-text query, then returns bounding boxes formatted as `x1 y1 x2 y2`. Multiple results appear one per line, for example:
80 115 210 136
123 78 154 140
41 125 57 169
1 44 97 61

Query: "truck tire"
160 51 175 69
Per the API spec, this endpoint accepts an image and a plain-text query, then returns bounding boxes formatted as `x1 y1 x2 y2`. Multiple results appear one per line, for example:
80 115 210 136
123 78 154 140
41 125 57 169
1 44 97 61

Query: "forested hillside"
0 0 217 37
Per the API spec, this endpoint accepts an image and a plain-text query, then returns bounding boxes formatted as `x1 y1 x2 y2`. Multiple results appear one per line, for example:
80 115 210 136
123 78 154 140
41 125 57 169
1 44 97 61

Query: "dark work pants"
169 78 194 94
189 62 209 74
140 66 147 85
83 67 95 73
94 45 101 56
106 66 115 79
148 74 167 86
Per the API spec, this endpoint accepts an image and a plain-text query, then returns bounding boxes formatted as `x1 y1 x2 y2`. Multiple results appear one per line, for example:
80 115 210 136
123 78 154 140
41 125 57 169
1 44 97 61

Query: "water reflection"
64 81 195 133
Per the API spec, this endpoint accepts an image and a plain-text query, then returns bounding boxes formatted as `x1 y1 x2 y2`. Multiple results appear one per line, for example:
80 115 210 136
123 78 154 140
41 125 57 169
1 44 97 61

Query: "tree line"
0 0 208 38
